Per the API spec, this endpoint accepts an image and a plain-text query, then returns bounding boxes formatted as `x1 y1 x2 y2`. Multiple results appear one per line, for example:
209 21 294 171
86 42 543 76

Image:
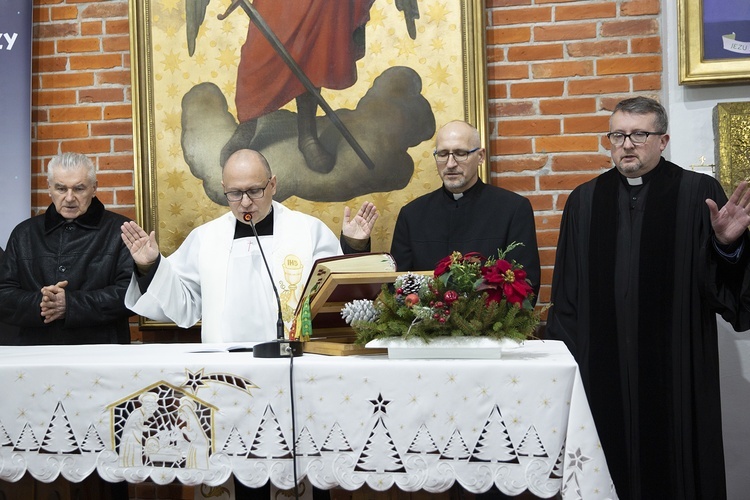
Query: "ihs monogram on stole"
279 254 304 326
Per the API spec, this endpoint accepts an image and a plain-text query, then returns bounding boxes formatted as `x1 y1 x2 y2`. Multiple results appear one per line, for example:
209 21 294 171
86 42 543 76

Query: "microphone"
244 212 302 358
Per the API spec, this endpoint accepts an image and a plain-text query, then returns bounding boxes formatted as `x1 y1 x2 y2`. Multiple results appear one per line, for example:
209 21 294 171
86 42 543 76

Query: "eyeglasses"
606 131 664 146
224 180 271 202
433 147 480 164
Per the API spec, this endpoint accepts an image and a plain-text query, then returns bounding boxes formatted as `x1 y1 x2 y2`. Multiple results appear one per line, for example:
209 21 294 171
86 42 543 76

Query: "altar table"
0 340 616 499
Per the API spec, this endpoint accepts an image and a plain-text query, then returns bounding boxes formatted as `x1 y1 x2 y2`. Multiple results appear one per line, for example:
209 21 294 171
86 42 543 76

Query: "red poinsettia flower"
481 260 508 285
482 287 503 305
434 255 453 277
481 259 533 305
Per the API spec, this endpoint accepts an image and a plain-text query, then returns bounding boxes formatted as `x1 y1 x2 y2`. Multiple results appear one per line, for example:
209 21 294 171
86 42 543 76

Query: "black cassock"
547 159 750 499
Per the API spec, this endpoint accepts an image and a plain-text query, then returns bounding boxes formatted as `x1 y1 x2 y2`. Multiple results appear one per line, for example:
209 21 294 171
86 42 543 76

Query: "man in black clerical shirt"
391 121 540 500
390 120 541 298
547 96 750 500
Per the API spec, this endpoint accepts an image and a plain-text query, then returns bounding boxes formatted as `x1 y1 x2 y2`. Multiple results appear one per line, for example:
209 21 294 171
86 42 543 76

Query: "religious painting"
129 0 488 259
678 0 750 85
715 102 750 196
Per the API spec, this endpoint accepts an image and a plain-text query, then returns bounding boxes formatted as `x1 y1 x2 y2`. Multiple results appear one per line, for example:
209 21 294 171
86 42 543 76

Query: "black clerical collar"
233 208 273 239
442 179 483 200
617 159 661 188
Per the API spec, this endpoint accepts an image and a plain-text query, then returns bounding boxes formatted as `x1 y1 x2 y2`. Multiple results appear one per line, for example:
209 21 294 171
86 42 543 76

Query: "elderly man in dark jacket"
0 152 133 345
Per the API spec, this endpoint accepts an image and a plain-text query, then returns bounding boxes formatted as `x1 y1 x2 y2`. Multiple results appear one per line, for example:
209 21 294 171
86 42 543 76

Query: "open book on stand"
292 253 401 354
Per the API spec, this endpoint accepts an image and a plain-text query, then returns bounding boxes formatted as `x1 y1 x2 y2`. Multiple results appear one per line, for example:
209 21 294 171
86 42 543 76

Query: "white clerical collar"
453 192 464 200
626 176 643 186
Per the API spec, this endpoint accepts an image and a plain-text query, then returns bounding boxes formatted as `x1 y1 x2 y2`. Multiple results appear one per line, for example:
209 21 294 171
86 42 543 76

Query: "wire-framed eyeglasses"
224 179 271 202
606 131 664 146
433 147 480 164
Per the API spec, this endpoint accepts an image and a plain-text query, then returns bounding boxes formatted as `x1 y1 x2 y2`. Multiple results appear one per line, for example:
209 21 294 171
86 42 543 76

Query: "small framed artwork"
715 102 750 196
678 0 750 85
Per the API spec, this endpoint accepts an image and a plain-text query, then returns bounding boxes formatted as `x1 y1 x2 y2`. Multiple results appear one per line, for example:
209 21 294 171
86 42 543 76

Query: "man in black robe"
390 120 541 297
547 96 750 499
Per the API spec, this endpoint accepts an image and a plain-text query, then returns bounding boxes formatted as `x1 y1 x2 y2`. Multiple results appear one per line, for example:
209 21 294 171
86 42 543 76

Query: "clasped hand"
40 280 68 323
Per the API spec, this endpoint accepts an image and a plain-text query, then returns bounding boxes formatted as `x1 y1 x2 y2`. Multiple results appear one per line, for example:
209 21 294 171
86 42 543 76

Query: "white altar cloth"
0 340 616 498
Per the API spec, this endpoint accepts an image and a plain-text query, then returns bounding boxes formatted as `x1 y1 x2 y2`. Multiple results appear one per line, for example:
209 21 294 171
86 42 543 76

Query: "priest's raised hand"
121 221 160 273
342 201 379 241
706 180 750 246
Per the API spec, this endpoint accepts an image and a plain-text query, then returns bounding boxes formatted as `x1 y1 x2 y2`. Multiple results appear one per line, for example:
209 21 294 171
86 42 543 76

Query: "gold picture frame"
129 0 488 258
678 0 750 85
715 102 750 195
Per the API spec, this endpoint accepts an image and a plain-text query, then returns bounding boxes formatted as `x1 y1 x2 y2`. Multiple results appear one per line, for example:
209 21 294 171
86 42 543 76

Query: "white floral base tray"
365 336 522 359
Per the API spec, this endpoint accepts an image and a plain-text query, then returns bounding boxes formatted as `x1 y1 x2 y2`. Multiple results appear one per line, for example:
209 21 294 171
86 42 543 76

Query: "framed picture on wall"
678 0 750 85
129 0 488 262
715 102 750 195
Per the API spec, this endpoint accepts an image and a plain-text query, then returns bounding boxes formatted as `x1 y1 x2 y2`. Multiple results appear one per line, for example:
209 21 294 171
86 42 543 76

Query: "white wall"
662 4 750 499
662 1 749 172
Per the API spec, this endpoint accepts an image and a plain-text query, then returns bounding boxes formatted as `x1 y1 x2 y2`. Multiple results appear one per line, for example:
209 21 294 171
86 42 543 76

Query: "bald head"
433 121 485 193
436 121 481 149
222 149 277 224
223 149 272 180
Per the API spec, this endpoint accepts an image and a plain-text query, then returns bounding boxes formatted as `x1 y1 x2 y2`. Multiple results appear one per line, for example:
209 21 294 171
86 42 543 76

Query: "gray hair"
612 97 668 134
47 153 96 185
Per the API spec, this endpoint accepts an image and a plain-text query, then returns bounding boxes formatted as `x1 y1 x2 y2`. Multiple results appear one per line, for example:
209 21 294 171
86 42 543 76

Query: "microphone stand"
243 213 303 358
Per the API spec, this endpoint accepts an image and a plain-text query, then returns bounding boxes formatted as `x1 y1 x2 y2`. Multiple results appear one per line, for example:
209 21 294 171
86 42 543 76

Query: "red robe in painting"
235 0 376 123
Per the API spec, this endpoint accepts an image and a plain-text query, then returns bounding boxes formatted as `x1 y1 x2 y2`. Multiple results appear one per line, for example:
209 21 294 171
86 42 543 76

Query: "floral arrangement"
342 243 544 345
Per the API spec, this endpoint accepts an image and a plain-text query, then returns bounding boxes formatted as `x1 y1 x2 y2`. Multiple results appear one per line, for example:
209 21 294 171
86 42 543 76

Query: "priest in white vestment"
121 149 377 343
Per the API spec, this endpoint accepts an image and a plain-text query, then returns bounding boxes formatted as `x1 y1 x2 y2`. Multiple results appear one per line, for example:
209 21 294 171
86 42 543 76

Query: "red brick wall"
32 0 134 220
485 0 662 305
30 0 663 319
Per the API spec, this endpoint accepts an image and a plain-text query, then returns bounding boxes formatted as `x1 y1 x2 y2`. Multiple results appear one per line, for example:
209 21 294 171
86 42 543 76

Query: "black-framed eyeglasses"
606 131 664 146
224 179 271 202
433 147 480 164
